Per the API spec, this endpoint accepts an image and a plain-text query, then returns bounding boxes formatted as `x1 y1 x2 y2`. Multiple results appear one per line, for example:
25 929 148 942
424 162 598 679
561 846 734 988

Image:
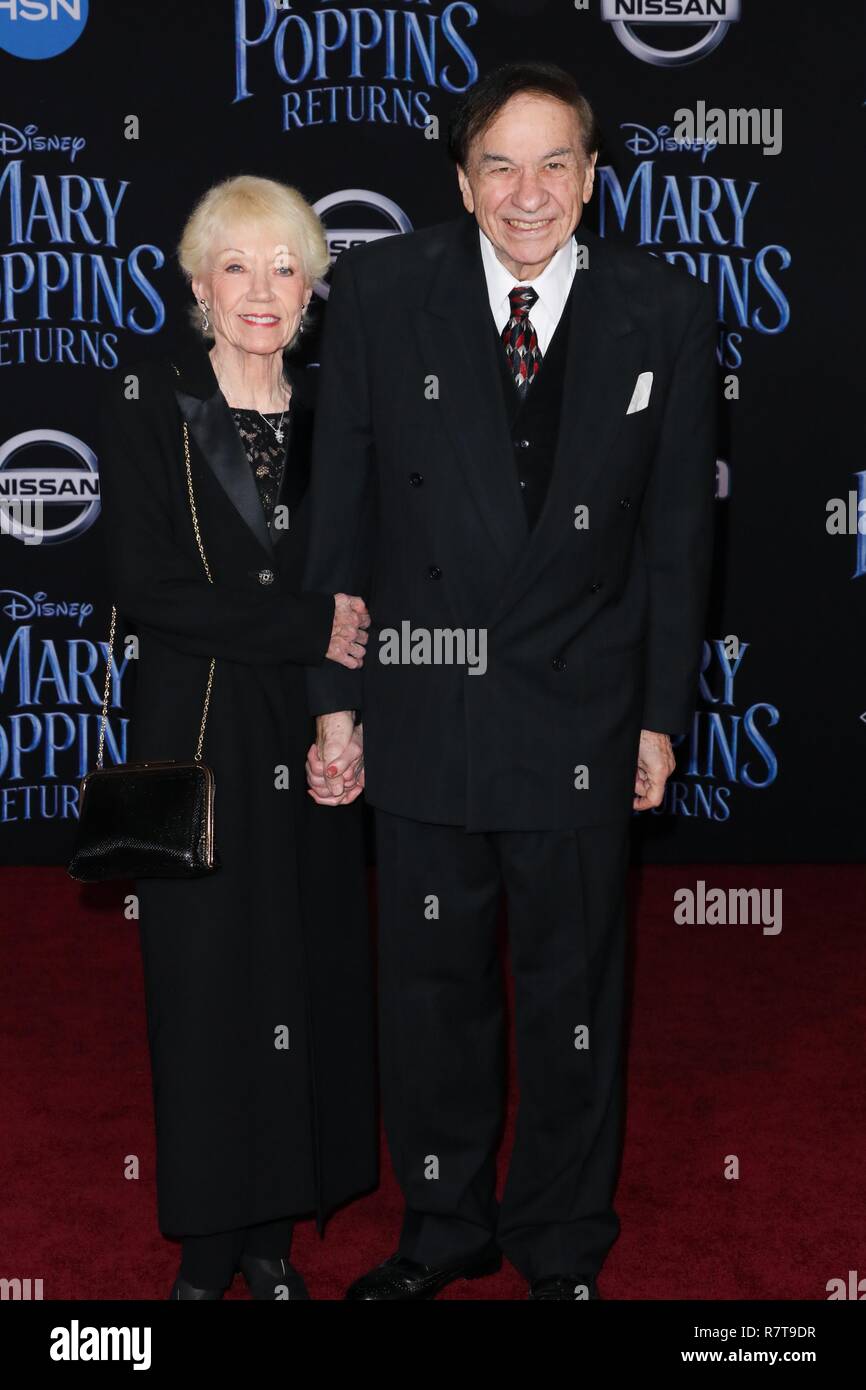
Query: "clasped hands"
306 593 368 807
307 710 364 807
311 595 677 811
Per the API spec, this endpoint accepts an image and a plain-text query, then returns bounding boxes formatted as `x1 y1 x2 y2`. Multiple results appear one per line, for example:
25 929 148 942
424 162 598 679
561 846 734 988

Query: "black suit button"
590 580 603 594
552 655 567 671
427 565 442 580
514 438 531 449
519 479 526 489
409 472 424 487
619 497 631 509
257 569 275 586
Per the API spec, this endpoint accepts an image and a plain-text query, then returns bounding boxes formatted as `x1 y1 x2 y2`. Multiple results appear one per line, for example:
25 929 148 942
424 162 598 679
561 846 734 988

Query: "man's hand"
633 729 676 811
307 711 364 807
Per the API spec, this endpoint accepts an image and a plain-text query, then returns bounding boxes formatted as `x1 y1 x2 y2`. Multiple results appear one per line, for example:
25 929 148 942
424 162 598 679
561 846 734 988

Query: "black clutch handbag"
68 400 220 882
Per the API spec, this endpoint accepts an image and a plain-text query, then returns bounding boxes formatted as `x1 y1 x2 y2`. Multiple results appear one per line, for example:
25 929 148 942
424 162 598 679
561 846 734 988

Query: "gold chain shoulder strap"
180 412 216 761
95 364 215 768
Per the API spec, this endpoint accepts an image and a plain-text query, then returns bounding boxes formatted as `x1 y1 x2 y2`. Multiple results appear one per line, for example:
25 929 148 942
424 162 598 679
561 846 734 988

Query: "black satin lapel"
175 388 274 558
489 253 644 621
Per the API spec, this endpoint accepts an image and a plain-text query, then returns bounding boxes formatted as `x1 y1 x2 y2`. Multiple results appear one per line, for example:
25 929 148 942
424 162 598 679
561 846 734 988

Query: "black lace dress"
228 408 289 519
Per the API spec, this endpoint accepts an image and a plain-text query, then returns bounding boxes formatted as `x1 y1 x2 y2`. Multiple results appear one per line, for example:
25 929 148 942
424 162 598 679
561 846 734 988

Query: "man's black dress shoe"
168 1277 225 1300
528 1274 601 1300
239 1253 310 1300
345 1249 502 1300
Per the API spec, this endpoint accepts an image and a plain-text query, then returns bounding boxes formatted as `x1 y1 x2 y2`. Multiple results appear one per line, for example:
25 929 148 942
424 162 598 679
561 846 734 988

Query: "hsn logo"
0 0 89 60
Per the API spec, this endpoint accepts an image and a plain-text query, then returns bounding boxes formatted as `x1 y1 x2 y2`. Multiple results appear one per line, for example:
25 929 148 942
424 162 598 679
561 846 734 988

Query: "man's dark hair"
447 61 601 168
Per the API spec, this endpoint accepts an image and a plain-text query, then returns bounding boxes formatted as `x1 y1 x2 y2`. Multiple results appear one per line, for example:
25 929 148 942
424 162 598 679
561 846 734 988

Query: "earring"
199 299 209 332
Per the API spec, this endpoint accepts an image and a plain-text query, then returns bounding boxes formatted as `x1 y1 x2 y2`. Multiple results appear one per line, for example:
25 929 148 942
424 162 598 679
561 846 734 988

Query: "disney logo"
0 590 94 627
621 123 717 163
0 123 86 164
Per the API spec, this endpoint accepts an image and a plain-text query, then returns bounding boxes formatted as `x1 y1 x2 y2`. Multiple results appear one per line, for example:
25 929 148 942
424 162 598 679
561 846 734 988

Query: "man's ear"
456 165 475 214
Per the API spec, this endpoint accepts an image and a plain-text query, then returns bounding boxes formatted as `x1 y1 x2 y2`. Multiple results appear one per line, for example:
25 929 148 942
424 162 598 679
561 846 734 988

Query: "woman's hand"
326 593 370 670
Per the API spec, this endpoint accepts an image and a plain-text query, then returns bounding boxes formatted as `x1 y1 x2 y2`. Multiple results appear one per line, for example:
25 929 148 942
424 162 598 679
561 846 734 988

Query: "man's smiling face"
457 91 597 280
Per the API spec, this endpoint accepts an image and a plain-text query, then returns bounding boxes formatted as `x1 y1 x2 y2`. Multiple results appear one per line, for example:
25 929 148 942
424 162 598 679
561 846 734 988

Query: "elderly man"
304 61 717 1300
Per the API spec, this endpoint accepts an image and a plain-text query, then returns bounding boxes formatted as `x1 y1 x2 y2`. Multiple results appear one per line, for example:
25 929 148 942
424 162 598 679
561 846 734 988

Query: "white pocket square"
626 371 653 414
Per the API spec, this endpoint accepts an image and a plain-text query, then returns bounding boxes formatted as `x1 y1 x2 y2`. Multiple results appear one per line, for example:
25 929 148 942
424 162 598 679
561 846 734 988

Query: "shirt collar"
478 225 577 317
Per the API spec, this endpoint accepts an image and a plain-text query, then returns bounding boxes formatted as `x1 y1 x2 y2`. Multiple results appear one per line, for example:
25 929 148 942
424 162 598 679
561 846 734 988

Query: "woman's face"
193 221 312 356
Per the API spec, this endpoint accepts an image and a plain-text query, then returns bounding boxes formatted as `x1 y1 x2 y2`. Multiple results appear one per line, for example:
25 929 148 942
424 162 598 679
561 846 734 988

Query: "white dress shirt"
478 226 578 356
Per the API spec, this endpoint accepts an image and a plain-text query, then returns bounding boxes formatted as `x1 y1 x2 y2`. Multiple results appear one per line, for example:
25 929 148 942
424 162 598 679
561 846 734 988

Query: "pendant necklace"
257 408 287 445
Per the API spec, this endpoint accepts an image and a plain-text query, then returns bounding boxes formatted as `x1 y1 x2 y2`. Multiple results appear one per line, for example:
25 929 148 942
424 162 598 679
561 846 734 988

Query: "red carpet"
1 864 862 1301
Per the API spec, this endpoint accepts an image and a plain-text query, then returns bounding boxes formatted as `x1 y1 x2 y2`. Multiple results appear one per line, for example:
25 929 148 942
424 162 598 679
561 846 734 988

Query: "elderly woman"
98 176 376 1300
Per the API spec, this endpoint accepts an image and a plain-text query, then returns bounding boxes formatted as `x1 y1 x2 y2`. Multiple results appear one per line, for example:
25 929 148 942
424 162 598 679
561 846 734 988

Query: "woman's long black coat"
97 338 377 1237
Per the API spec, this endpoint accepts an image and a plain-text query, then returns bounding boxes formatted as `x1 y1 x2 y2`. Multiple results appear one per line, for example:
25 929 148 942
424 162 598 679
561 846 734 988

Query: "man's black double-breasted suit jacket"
305 213 717 832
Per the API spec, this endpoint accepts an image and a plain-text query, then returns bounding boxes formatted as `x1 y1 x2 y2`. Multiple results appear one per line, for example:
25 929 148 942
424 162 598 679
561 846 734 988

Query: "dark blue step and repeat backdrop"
0 1 862 863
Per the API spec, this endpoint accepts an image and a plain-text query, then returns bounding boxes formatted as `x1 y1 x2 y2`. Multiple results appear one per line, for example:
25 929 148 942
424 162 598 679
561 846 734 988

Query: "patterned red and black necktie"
502 284 542 394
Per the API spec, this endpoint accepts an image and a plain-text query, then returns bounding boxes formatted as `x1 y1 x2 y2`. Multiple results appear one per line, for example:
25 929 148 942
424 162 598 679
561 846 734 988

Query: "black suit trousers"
374 809 632 1281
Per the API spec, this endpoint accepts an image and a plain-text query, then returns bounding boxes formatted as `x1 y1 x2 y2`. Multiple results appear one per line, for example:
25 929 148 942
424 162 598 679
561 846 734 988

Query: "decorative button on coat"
257 568 275 585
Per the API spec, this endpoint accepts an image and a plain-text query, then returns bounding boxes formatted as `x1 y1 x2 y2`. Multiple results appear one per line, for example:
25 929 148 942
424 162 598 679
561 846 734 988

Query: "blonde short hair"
177 174 331 340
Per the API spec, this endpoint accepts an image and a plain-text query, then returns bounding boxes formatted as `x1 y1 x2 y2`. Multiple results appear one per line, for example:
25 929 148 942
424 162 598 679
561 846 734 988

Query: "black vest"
492 291 573 531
